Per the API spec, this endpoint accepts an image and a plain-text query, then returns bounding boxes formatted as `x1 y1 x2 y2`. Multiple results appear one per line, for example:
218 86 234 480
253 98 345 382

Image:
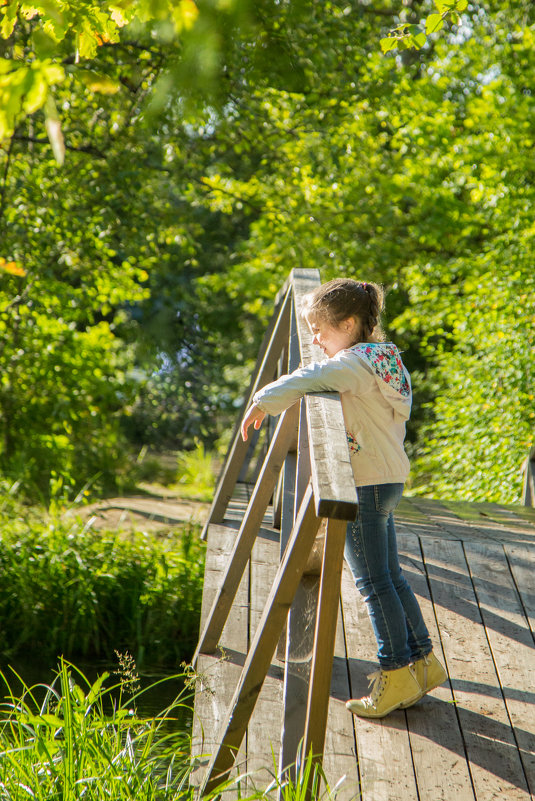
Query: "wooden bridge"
190 269 535 801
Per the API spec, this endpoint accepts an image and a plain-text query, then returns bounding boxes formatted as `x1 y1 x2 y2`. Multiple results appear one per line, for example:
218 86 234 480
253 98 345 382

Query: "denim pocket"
373 483 404 515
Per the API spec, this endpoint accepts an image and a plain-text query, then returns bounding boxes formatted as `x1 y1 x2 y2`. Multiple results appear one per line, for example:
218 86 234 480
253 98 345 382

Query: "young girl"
240 278 446 718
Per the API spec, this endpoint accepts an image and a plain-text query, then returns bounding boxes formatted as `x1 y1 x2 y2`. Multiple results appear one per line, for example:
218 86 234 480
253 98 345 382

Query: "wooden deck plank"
322 599 360 801
490 503 535 526
412 498 535 545
464 539 535 796
444 500 535 543
476 502 535 532
192 492 535 800
342 558 419 801
396 531 476 801
413 533 531 800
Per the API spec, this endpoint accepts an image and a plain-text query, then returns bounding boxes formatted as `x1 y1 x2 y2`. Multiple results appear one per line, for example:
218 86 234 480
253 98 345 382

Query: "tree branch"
12 135 107 159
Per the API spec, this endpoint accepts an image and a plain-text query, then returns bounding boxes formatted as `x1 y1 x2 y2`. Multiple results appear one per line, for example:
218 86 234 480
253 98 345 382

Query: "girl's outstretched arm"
241 404 266 441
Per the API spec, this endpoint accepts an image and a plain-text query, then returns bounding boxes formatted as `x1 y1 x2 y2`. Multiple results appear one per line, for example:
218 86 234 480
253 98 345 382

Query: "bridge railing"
193 268 358 794
522 444 535 506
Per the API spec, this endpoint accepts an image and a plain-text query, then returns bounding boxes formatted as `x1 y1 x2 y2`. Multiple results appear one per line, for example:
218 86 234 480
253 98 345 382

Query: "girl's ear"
344 315 364 344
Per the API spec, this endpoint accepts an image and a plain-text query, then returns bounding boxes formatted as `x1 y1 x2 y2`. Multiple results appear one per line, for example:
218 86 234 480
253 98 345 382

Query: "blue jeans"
344 484 432 670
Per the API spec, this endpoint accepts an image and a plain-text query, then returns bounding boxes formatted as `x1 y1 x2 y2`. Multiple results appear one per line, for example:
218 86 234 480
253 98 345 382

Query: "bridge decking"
191 490 535 801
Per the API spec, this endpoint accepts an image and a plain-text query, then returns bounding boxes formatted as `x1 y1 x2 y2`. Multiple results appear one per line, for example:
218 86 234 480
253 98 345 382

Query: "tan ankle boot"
399 651 448 708
346 665 421 718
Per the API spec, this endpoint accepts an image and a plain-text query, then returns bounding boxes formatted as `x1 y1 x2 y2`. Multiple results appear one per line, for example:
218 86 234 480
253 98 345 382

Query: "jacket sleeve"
253 349 373 416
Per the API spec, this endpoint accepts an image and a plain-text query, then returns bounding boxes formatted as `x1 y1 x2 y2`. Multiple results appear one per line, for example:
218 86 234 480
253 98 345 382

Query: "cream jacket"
253 342 412 488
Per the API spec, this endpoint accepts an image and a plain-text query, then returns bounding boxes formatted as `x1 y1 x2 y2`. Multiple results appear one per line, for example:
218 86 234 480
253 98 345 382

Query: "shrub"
0 488 205 667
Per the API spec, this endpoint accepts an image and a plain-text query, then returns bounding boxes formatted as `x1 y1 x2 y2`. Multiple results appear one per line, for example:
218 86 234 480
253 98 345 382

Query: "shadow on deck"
192 491 535 801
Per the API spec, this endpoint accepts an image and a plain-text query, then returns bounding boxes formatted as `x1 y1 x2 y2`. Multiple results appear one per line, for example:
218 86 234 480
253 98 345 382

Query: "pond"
0 655 193 733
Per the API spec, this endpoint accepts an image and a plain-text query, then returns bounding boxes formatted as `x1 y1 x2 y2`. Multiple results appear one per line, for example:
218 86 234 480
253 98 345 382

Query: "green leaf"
87 672 110 705
77 29 98 59
32 29 58 59
0 0 19 39
426 14 444 34
44 99 65 166
24 70 47 114
380 37 399 54
407 25 427 48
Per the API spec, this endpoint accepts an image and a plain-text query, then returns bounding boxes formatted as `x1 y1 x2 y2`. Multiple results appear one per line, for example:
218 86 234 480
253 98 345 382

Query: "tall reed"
0 659 195 800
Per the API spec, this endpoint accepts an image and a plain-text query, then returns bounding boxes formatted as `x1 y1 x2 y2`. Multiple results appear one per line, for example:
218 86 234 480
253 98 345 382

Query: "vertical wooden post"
522 446 535 506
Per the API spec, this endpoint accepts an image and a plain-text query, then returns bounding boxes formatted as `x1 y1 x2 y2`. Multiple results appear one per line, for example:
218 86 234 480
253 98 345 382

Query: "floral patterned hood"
350 343 412 420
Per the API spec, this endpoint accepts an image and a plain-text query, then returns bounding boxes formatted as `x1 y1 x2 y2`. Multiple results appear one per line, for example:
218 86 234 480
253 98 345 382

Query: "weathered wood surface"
199 485 322 794
202 287 292 532
192 493 535 800
193 406 298 661
291 270 358 522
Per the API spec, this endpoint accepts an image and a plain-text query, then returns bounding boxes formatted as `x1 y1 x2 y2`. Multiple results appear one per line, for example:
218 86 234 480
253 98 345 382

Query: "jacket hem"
353 474 409 488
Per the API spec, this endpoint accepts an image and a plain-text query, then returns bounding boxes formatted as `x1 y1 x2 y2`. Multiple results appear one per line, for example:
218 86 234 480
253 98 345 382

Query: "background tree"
1 0 533 502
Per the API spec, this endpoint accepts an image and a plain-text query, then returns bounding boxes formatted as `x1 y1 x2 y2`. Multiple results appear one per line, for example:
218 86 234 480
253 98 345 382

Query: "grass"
131 444 219 502
0 659 195 800
173 443 219 502
0 661 347 801
0 482 205 667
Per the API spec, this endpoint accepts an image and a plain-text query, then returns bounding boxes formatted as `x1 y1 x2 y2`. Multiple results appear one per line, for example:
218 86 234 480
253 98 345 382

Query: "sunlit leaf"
426 14 444 35
0 0 19 39
380 36 399 54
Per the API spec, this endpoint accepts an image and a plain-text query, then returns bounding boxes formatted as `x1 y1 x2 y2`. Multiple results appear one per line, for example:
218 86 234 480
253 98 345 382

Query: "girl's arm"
240 350 371 441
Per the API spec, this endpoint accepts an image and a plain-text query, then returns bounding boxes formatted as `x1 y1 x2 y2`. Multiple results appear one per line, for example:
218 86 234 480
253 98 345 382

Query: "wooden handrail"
194 268 358 794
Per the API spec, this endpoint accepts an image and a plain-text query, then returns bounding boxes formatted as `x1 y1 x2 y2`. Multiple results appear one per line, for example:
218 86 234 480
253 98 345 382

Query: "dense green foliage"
0 486 205 666
1 0 534 502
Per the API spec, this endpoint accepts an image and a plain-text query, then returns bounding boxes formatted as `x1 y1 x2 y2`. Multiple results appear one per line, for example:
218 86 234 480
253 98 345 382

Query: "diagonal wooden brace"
193 403 299 664
202 288 292 536
200 483 321 795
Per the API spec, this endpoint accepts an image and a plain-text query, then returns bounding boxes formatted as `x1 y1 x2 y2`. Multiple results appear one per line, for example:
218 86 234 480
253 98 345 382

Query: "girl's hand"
241 404 266 441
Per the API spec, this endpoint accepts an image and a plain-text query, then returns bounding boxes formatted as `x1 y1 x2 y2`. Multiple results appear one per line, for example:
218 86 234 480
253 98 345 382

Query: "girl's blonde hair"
301 278 385 344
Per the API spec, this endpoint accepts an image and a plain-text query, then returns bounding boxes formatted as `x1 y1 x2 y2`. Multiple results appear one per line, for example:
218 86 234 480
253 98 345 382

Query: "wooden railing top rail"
291 269 358 520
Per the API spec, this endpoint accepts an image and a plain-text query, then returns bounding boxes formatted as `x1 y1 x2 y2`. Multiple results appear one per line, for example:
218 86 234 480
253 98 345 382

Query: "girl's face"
308 316 357 358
